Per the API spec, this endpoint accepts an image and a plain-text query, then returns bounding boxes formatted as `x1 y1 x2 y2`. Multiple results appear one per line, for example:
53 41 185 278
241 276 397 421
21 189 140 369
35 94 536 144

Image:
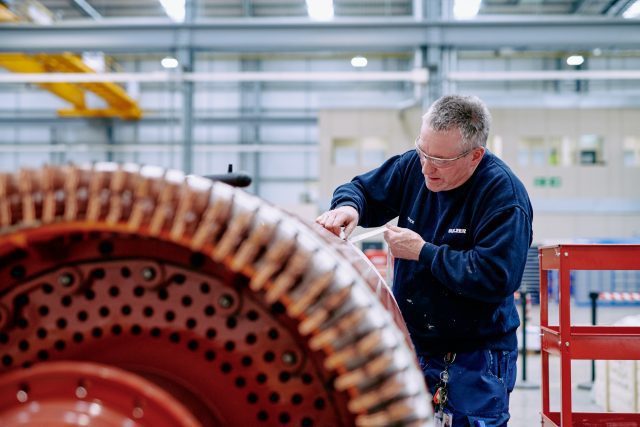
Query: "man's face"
416 127 485 192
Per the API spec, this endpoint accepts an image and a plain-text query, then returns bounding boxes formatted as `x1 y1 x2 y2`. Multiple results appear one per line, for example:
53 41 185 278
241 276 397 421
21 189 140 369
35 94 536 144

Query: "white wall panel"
259 125 314 143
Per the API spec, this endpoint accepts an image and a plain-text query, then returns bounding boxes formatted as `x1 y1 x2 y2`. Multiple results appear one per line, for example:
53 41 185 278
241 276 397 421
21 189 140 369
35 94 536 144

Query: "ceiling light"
566 55 584 66
350 56 368 68
306 0 334 21
161 57 179 69
623 0 640 18
453 0 482 20
158 0 185 23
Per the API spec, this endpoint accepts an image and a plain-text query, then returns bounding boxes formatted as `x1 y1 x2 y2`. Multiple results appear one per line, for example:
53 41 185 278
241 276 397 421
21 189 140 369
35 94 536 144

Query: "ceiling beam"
70 0 103 20
0 17 638 52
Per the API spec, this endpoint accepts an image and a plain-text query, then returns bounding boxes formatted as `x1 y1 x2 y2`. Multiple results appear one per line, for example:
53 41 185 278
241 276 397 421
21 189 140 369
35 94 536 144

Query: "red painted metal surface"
539 244 640 427
0 164 432 426
0 361 201 427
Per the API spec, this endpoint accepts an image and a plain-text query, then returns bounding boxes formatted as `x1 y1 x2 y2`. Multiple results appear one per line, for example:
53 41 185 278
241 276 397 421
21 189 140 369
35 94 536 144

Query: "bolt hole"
278 412 290 424
268 328 280 340
56 318 67 329
98 240 113 255
291 394 303 405
90 269 105 279
245 333 257 345
226 317 237 329
10 265 26 279
314 398 325 410
2 354 13 366
190 252 205 268
172 274 186 284
263 351 275 363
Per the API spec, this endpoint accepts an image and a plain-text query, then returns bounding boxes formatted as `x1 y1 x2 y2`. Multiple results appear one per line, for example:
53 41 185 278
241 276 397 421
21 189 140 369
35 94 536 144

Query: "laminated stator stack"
0 163 431 426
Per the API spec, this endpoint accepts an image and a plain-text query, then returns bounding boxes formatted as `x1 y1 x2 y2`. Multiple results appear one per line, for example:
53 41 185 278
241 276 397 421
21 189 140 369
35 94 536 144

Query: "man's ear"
471 147 485 165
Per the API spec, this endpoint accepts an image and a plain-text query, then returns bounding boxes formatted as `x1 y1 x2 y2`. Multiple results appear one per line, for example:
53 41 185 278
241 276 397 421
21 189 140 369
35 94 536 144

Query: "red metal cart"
539 244 640 426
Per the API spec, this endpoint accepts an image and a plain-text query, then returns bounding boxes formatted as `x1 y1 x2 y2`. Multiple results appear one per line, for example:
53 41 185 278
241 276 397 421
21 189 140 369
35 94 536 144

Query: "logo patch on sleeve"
448 228 466 234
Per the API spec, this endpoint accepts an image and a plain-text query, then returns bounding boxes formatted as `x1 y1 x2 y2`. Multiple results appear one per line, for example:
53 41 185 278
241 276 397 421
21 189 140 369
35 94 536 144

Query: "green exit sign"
534 176 561 187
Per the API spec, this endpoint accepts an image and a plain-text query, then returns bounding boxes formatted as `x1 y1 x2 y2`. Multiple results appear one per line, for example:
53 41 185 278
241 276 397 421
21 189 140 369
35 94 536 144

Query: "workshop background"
1 0 640 425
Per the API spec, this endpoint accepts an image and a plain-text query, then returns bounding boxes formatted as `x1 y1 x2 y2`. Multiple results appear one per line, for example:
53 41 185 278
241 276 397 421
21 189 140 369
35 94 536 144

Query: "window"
623 137 640 167
576 135 605 165
518 136 565 166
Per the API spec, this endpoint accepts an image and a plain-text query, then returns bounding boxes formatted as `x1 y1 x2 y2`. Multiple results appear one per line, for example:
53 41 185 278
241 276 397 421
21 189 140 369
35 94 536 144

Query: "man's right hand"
315 206 359 239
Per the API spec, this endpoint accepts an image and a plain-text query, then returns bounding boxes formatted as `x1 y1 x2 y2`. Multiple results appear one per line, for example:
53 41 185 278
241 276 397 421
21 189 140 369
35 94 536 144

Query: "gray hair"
422 94 491 151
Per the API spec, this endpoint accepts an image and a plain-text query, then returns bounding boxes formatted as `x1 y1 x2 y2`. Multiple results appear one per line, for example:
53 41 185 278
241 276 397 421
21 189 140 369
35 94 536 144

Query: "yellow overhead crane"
0 3 19 22
0 52 143 120
0 2 142 120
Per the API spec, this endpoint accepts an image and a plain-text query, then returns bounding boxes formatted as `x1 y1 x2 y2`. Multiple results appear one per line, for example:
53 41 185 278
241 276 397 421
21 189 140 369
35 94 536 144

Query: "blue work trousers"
418 348 518 427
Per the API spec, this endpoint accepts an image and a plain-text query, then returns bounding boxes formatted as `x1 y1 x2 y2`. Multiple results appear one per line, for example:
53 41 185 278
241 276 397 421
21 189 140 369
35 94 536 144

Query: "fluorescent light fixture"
161 56 179 69
453 0 481 20
306 0 334 21
351 56 368 68
623 0 640 18
159 0 185 23
566 55 584 66
27 4 54 24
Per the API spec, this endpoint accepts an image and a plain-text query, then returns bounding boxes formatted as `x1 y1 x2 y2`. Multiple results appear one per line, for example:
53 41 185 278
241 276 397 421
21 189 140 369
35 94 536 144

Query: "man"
316 94 533 426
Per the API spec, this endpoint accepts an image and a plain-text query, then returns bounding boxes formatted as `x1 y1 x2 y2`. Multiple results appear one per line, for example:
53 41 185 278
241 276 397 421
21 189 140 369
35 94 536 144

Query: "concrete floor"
509 303 640 426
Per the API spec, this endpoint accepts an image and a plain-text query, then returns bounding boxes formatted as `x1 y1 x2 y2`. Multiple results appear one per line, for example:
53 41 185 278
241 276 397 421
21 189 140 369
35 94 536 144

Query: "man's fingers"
343 221 357 238
316 207 359 239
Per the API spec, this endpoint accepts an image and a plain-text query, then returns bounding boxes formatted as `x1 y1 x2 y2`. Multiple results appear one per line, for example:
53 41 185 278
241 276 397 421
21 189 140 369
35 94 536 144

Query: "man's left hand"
383 224 425 261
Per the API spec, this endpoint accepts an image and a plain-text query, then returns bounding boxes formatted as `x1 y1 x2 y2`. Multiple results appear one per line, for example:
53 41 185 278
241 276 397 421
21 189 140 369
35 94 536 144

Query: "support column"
180 0 196 173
